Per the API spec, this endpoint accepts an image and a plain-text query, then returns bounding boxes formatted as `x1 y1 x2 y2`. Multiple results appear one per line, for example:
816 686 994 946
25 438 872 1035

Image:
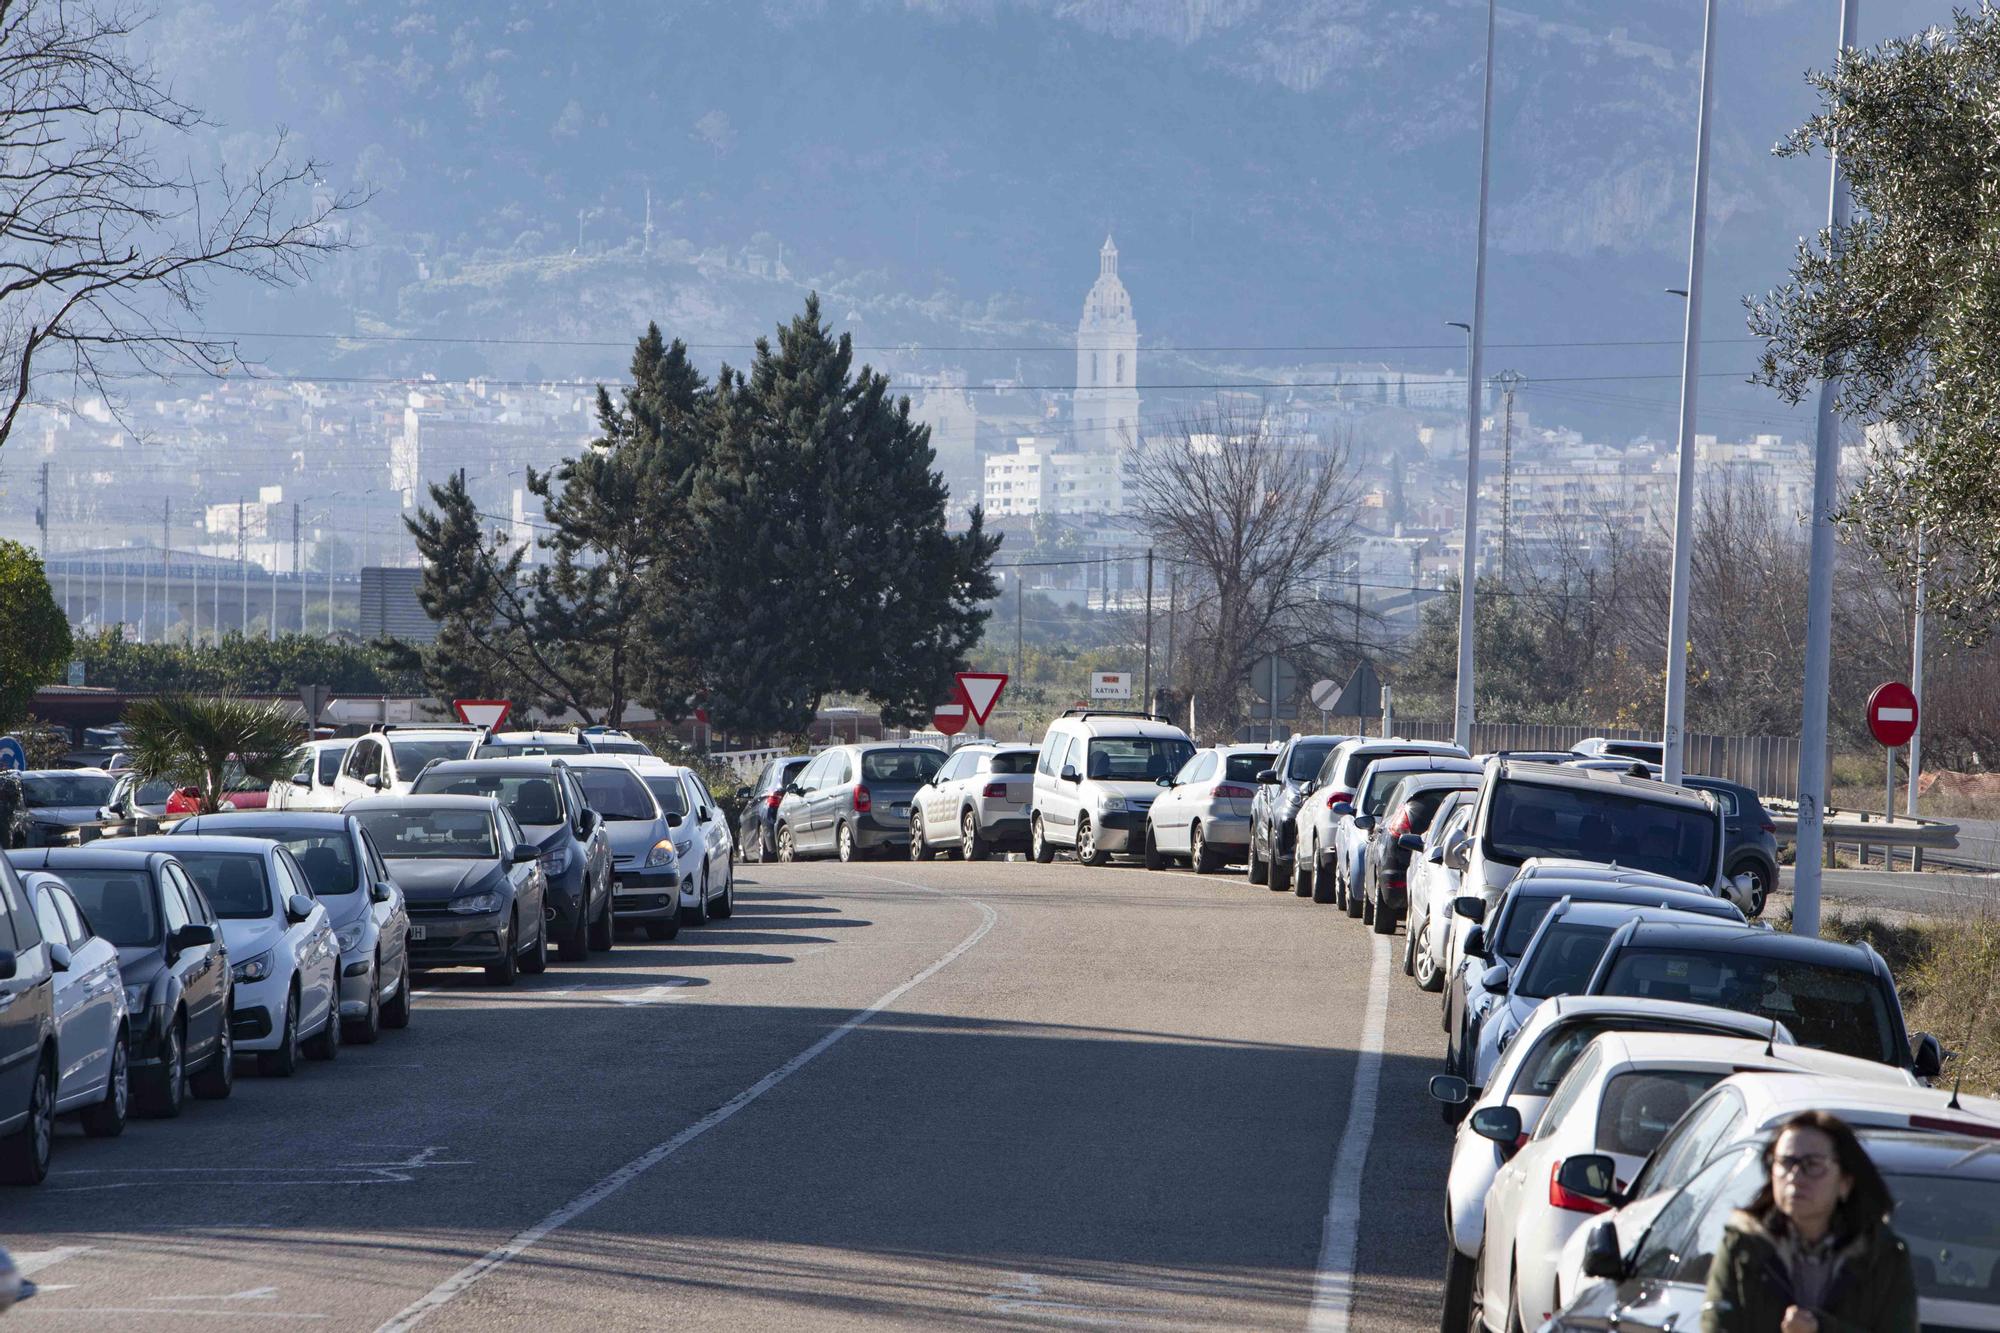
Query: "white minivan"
1030 710 1194 866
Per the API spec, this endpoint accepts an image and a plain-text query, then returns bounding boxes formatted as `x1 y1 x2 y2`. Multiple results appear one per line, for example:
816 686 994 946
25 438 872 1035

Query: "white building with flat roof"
983 439 1126 517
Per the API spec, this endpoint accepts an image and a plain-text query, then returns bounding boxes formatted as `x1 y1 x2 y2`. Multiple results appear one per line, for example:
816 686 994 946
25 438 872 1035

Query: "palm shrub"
124 695 303 814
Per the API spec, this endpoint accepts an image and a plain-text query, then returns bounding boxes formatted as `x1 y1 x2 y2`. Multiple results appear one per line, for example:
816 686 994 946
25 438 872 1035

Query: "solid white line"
12 1247 91 1277
1306 934 1392 1333
374 884 997 1333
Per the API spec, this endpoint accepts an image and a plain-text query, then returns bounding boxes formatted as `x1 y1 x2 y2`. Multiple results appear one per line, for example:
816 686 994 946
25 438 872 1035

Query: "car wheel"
1344 864 1365 916
1415 923 1444 993
303 994 340 1062
757 824 776 863
260 992 303 1077
1467 1244 1493 1333
1143 823 1166 871
1192 824 1223 875
485 916 519 985
1371 882 1397 935
1248 839 1269 886
191 1008 235 1098
1731 858 1771 917
683 872 711 927
557 887 590 962
141 1015 188 1117
776 824 797 862
520 911 549 975
346 962 383 1044
81 1026 130 1138
382 956 414 1029
962 811 989 861
837 823 858 863
1313 853 1339 905
1439 1243 1477 1333
712 864 734 919
1076 816 1108 867
589 882 615 951
1504 1262 1528 1333
1031 816 1055 864
1293 849 1314 898
1402 916 1419 976
909 818 931 861
0 1054 53 1184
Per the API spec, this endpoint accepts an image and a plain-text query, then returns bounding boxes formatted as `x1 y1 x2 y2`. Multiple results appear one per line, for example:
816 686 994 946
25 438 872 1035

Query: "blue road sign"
0 737 26 773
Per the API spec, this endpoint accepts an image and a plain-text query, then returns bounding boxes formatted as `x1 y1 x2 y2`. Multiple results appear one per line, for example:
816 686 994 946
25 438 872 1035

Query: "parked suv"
1247 734 1354 890
1029 711 1193 866
1568 737 1666 766
269 738 355 811
910 743 1038 861
736 756 810 863
1683 776 1780 917
1143 744 1276 873
332 725 482 803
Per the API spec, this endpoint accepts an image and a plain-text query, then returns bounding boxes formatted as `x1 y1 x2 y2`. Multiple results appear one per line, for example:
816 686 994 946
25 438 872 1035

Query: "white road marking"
375 881 998 1332
160 1287 279 1301
17 1307 326 1320
10 1248 90 1278
1306 934 1391 1333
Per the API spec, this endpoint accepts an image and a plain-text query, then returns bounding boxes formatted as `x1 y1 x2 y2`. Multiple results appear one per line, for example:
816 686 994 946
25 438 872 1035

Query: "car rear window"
1287 740 1340 780
1595 1070 1722 1157
1596 948 1898 1064
413 772 564 827
354 808 499 860
171 851 274 920
390 739 479 773
1515 922 1619 999
1890 1172 2000 1306
862 749 945 784
1225 753 1277 783
1340 749 1436 789
990 751 1037 776
52 869 160 946
1487 778 1717 883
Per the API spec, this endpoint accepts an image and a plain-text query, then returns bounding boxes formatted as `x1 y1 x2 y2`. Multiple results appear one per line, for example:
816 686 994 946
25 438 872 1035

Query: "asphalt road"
1776 865 2000 918
2 855 1457 1331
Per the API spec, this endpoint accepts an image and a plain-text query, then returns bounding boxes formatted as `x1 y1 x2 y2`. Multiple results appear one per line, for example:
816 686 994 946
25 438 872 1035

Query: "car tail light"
1389 808 1413 838
1549 1161 1612 1214
852 785 872 814
765 791 784 811
1910 1113 2000 1140
1215 784 1255 799
982 782 1008 799
1326 789 1353 809
1386 875 1405 889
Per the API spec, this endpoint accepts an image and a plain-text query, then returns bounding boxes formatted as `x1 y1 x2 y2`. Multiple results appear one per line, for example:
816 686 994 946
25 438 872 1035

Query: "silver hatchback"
1143 745 1278 874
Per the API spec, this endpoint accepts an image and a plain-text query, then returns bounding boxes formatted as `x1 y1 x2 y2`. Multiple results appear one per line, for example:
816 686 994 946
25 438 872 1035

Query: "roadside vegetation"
1813 910 2000 1093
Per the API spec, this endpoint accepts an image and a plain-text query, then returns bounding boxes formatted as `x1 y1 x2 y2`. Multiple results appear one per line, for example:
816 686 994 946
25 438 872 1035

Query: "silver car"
909 744 1038 860
1143 745 1277 873
564 757 683 942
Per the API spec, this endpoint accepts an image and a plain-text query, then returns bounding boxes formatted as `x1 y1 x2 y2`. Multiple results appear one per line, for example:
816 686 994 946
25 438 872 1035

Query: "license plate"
891 804 909 817
410 924 427 941
613 878 624 892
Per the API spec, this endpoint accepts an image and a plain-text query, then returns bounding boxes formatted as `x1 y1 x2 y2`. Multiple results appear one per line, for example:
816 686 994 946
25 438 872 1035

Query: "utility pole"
238 497 249 636
160 500 170 644
293 502 304 634
1493 369 1524 583
1908 524 1925 819
1163 569 1178 718
36 462 49 556
1143 548 1155 708
1014 572 1024 687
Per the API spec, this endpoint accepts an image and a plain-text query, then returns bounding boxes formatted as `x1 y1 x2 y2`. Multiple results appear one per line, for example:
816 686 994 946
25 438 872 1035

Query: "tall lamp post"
1451 0 1499 753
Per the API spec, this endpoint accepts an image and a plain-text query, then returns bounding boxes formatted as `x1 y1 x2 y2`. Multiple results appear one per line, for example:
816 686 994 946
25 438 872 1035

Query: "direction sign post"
1090 671 1133 702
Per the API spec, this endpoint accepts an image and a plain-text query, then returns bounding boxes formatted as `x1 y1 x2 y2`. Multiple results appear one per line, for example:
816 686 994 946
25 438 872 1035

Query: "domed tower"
1075 235 1140 452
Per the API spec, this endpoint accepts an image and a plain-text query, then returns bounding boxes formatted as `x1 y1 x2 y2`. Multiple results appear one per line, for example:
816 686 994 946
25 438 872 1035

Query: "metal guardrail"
1765 798 1961 870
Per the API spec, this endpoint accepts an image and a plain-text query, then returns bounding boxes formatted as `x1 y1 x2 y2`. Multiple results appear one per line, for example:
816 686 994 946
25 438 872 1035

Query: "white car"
622 759 734 925
1546 1069 2000 1315
1289 739 1469 904
1474 1030 1911 1333
909 743 1038 861
122 836 341 1076
1144 744 1278 873
1407 793 1476 991
23 872 128 1137
268 739 355 811
1030 709 1195 866
332 726 483 803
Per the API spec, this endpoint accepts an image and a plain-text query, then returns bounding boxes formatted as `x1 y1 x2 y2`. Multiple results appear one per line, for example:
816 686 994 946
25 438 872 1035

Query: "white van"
1030 710 1194 866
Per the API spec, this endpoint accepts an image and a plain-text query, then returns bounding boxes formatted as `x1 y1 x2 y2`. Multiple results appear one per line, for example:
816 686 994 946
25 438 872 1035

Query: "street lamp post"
1451 0 1499 754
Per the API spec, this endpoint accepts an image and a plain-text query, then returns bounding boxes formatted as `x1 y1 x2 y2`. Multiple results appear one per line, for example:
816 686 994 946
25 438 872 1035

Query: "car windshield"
221 827 359 896
354 808 498 860
1287 740 1341 781
641 776 689 816
475 740 587 758
52 869 160 946
1487 779 1717 882
171 851 274 919
573 768 656 821
412 772 564 827
1595 1070 1722 1157
1596 948 1898 1064
1226 752 1277 783
1085 737 1194 782
1497 897 1563 962
390 739 477 773
1518 1020 1628 1097
585 739 651 755
1515 922 1619 999
861 749 945 784
990 751 1037 776
1890 1172 2000 1306
21 773 114 808
315 745 350 785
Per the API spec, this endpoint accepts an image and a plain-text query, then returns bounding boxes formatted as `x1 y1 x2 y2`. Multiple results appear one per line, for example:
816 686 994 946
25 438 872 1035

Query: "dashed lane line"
1306 933 1392 1333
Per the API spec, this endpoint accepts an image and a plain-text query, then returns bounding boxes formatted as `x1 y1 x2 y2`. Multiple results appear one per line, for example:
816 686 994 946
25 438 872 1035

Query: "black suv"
411 759 614 962
1683 776 1780 917
1246 734 1353 890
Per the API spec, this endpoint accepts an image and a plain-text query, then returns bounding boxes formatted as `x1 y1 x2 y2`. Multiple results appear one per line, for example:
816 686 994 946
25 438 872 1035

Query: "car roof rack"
370 722 482 733
1058 708 1170 722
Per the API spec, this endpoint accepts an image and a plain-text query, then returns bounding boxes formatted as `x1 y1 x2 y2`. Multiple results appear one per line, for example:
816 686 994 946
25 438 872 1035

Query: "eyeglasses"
1774 1153 1834 1179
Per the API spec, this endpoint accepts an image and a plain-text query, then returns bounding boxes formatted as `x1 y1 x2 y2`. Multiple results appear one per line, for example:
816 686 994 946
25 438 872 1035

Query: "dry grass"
1817 909 2000 1095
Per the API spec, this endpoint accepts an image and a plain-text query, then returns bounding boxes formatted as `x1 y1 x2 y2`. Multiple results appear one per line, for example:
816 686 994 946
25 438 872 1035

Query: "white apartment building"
983 440 1126 517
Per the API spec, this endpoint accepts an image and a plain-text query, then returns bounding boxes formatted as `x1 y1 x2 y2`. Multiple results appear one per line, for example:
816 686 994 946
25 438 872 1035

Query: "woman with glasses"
1702 1110 1918 1333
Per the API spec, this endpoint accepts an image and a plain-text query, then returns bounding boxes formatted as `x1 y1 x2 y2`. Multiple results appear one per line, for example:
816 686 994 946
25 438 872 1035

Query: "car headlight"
1100 794 1126 813
450 890 506 915
645 839 676 868
232 951 274 984
539 845 571 876
123 982 151 1012
335 922 367 952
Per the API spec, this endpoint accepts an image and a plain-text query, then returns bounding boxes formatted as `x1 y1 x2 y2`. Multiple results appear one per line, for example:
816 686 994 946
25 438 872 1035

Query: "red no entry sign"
932 701 968 736
1866 681 1919 748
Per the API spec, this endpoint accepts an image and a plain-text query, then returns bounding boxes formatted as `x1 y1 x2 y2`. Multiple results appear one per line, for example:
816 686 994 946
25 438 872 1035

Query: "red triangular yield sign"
954 672 1008 725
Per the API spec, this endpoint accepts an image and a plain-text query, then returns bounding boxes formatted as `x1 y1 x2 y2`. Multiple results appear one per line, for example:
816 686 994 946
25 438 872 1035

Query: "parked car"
561 757 684 941
1427 995 1813 1327
22 872 129 1142
16 770 117 847
95 772 176 838
1547 1127 2000 1333
1143 744 1276 873
1547 1069 2000 1315
736 756 810 863
171 811 414 1041
8 846 234 1118
1408 794 1478 991
1568 737 1666 767
1290 739 1470 903
409 759 614 961
1367 772 1481 935
331 725 484 803
1028 710 1193 867
777 743 947 863
345 796 546 984
1322 752 1480 913
0 857 57 1182
119 835 340 1076
1681 776 1780 917
1580 918 1943 1077
1247 733 1354 890
575 727 653 756
268 739 355 811
624 758 736 924
909 743 1037 861
474 730 591 759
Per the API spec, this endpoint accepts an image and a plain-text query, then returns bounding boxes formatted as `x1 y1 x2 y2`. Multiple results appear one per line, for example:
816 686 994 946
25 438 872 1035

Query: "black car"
737 756 809 863
7 847 234 1117
1367 774 1479 935
16 771 118 847
1246 734 1354 891
410 759 614 962
1581 917 1943 1077
1682 776 1780 917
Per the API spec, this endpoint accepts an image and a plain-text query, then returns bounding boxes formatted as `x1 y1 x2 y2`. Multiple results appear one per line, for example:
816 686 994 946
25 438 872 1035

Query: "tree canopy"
0 541 71 730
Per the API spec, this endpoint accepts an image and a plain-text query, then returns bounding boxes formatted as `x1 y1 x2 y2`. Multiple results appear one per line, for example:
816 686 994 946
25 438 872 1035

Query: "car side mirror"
1453 896 1487 923
735 785 751 801
1581 1219 1628 1280
1398 833 1425 852
1156 776 1174 788
1444 842 1470 872
1426 844 1446 863
1060 765 1081 784
1428 1074 1470 1106
511 844 540 863
1331 801 1354 817
0 949 13 980
364 774 383 790
1558 1153 1622 1207
1353 813 1375 832
98 805 119 821
666 812 683 828
291 772 311 787
783 783 802 796
372 881 394 904
1480 962 1511 994
169 923 215 953
1463 925 1488 959
286 894 315 923
48 941 71 972
1255 769 1279 785
697 808 712 823
1912 1031 1944 1081
1469 1104 1522 1145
